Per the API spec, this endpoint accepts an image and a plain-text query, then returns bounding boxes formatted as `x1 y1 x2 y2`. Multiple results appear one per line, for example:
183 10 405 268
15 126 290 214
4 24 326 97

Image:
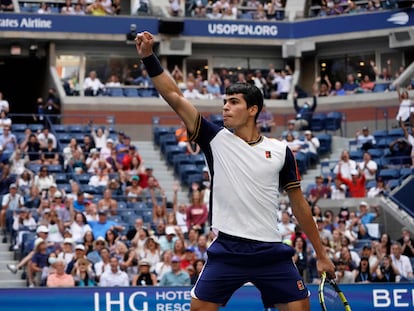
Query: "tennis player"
135 31 335 311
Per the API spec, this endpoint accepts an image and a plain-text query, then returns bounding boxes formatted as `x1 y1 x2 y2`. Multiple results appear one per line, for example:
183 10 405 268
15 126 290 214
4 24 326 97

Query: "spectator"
72 257 96 286
61 0 75 14
99 256 129 286
282 132 304 156
46 257 75 287
22 134 42 164
397 227 414 258
329 176 347 200
343 74 359 95
356 126 376 151
400 117 414 167
389 137 412 166
11 207 37 250
1 183 24 236
271 69 292 99
158 225 179 252
0 126 17 158
159 255 191 286
337 166 366 198
81 134 96 158
374 255 399 282
0 110 12 135
329 80 346 96
131 0 149 15
44 88 61 124
367 177 388 198
183 81 203 99
256 104 275 134
395 85 413 125
83 70 104 96
358 75 375 93
132 259 157 285
63 138 83 170
390 242 414 281
277 210 295 241
301 130 320 166
91 126 109 150
357 151 378 182
0 0 14 11
353 256 373 283
357 201 379 231
281 119 299 140
175 121 188 148
40 138 60 165
333 150 357 180
30 237 49 287
0 92 9 112
89 210 123 240
168 0 182 16
307 175 330 205
133 69 154 97
33 166 55 194
70 211 92 244
186 190 208 234
313 76 331 97
37 2 51 13
105 74 121 87
37 127 57 149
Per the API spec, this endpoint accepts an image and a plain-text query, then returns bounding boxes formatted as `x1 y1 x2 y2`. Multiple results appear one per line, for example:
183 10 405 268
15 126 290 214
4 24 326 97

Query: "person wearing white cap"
1 182 24 240
57 238 75 266
30 237 48 287
336 164 366 198
301 130 320 167
6 225 51 275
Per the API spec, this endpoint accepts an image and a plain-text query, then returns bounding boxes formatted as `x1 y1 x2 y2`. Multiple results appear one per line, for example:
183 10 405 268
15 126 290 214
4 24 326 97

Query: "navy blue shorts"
191 232 309 307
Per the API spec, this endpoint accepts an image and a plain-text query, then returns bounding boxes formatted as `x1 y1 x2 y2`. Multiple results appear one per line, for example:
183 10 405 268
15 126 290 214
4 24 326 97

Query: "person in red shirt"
337 164 366 198
186 191 208 234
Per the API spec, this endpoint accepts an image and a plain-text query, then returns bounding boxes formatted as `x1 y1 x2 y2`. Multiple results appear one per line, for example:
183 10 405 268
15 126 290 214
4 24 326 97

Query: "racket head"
318 272 352 311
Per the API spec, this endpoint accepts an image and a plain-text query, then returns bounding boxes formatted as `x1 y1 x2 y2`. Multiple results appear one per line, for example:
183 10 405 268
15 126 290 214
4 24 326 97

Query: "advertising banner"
1 283 414 310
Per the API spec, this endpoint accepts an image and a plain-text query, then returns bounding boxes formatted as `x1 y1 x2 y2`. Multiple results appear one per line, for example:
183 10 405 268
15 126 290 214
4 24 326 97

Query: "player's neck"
235 128 261 144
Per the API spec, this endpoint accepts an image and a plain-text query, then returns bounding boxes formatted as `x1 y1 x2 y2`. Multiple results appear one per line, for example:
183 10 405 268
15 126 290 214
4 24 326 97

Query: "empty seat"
367 148 383 160
178 164 201 185
52 124 66 133
387 179 400 190
124 88 139 97
378 168 400 181
317 133 332 155
12 123 27 132
349 150 363 161
310 113 327 132
160 134 178 155
107 87 124 97
373 129 388 141
325 111 343 135
67 124 85 133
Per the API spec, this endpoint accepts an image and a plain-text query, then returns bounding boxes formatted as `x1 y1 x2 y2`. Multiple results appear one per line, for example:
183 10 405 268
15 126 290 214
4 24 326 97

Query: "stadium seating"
310 113 327 132
325 111 343 135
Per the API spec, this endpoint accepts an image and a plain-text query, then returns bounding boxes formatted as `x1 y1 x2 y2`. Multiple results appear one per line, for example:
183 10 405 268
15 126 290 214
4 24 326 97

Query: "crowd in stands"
4 0 408 19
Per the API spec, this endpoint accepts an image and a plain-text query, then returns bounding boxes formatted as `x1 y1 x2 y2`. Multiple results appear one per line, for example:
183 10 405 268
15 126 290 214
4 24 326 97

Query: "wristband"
142 54 164 78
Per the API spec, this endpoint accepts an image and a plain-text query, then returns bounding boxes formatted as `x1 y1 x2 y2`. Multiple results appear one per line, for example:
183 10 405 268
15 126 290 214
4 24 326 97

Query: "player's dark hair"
225 83 263 122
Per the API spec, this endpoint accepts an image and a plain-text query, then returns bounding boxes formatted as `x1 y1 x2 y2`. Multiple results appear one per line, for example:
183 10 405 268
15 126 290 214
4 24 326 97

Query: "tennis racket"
318 272 352 311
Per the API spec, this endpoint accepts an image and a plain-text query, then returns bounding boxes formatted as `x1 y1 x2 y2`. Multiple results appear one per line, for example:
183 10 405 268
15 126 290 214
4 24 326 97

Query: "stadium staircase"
0 231 26 288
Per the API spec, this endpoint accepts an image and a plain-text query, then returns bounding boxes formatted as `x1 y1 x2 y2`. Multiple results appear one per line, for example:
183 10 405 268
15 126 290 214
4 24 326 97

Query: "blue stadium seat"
378 168 400 181
54 172 68 184
77 173 91 184
57 133 71 144
400 167 413 180
376 137 394 149
153 126 174 146
52 124 66 133
107 87 124 97
166 145 186 166
47 164 63 173
387 179 400 190
59 183 72 193
349 149 363 161
172 154 194 175
189 154 206 167
367 148 383 160
67 124 84 133
325 111 343 135
317 133 332 155
178 164 201 185
373 129 388 141
117 201 127 211
310 113 327 132
26 163 42 173
124 88 139 97
388 127 404 140
160 134 178 155
372 83 390 92
187 173 203 186
12 123 27 132
365 179 376 190
28 124 43 132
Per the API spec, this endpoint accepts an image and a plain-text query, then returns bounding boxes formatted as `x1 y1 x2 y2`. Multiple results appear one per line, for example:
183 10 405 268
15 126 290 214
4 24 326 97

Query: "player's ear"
249 105 258 116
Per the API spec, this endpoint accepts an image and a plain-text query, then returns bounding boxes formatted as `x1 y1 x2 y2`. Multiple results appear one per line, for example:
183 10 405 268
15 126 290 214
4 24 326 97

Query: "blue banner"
0 9 413 39
1 283 414 310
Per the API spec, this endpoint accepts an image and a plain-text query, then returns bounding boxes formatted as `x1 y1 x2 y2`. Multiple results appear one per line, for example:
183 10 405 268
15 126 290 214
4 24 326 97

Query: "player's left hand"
317 255 336 280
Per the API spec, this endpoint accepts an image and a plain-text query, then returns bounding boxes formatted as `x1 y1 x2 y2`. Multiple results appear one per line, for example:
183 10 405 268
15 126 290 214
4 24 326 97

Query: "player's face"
222 94 251 129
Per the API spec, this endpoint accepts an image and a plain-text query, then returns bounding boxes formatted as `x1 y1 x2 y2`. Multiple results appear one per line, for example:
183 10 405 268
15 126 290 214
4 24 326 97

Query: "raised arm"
135 32 198 133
